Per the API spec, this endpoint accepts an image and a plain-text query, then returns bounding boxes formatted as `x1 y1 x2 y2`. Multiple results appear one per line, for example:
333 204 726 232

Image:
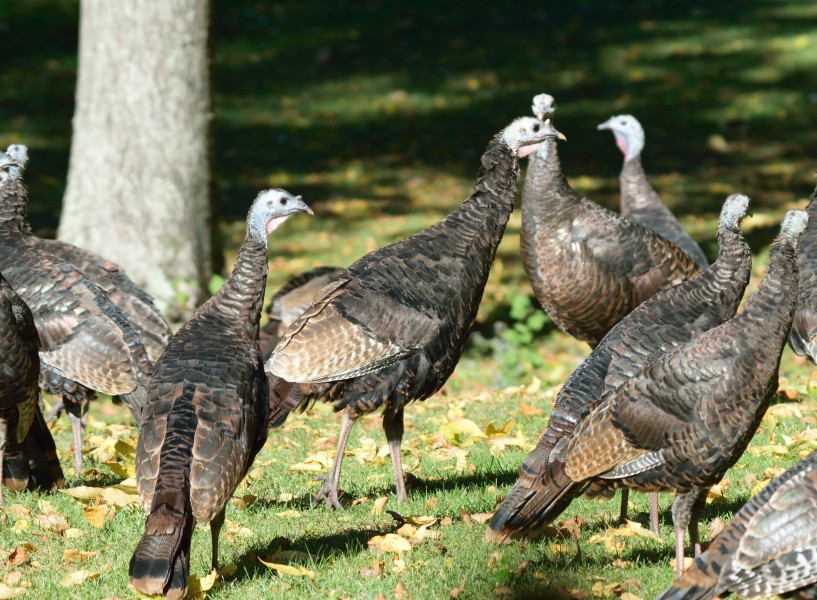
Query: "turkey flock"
1 93 816 599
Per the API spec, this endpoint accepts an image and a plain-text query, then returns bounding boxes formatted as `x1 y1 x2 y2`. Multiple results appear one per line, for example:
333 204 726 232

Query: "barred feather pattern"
259 266 343 360
657 450 817 600
0 272 64 494
488 214 801 561
620 156 709 268
488 196 752 541
269 134 522 419
0 179 149 420
520 136 701 346
789 186 817 363
131 231 271 599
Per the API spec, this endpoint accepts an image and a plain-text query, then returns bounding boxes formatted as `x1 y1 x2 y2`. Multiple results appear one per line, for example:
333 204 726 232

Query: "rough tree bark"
59 0 214 321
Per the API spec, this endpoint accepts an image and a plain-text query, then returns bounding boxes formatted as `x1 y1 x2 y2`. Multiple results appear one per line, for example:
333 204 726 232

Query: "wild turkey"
4 145 170 460
491 209 805 577
0 148 151 474
129 189 312 599
487 193 753 542
266 117 565 509
657 449 817 600
520 94 702 346
789 183 817 363
259 266 343 360
597 115 709 268
0 271 65 500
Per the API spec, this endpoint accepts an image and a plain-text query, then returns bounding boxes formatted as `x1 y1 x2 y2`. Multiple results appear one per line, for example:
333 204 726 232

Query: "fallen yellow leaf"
439 419 486 447
0 583 26 599
83 506 108 529
257 557 315 579
59 570 99 587
59 487 102 502
372 496 388 515
63 550 96 564
367 533 412 555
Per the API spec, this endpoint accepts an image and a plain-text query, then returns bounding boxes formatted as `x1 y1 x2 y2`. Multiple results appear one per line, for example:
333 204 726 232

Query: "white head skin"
597 114 645 163
780 209 809 246
500 117 565 158
246 189 313 244
719 194 751 232
5 145 28 168
531 93 556 121
0 151 24 185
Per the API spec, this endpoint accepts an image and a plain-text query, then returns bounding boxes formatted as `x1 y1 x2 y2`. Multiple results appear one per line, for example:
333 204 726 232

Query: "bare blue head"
246 189 313 244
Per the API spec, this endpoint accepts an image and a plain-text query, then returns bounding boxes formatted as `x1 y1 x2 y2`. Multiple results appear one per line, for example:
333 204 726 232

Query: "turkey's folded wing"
267 279 439 383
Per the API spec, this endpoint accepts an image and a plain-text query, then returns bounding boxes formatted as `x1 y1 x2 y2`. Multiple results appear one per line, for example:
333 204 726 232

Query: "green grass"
3 0 817 597
4 374 815 599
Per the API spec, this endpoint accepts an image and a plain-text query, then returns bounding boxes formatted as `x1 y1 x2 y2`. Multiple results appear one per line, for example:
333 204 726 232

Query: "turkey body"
657 449 817 600
503 209 805 577
0 272 64 499
789 185 817 363
521 96 701 346
259 266 343 360
0 155 153 473
598 114 709 268
488 193 753 543
130 189 311 599
268 118 564 508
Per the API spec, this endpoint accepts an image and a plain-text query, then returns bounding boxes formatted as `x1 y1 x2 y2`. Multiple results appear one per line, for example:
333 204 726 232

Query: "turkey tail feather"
486 460 580 542
129 489 194 600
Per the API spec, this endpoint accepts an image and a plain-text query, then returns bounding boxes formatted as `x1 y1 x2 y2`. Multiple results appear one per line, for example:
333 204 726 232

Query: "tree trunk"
60 0 214 321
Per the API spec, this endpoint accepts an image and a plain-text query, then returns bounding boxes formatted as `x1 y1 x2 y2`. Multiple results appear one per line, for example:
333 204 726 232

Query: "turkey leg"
313 409 357 509
210 508 225 571
382 407 407 502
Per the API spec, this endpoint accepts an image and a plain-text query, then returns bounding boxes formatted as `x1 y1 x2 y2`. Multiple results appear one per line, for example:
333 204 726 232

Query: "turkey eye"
281 197 288 205
533 123 541 132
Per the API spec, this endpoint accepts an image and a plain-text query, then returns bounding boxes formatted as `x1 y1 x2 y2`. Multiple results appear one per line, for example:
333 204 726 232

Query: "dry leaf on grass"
6 548 29 567
6 506 29 519
257 557 316 579
187 568 220 596
367 533 412 555
359 561 384 578
450 587 466 598
0 583 26 599
395 581 410 599
439 419 486 447
82 506 110 529
63 550 96 564
289 452 333 473
709 517 725 539
59 486 102 502
59 570 99 587
517 403 544 417
372 496 388 515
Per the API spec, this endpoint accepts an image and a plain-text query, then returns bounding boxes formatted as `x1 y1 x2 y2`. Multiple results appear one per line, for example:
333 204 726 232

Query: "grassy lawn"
2 0 817 598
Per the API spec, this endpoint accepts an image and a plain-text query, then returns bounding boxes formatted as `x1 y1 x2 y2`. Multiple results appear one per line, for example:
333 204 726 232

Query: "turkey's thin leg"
0 448 5 504
617 489 629 525
44 400 64 424
210 509 225 571
382 407 407 503
673 519 686 577
313 410 356 510
65 398 85 474
649 492 660 534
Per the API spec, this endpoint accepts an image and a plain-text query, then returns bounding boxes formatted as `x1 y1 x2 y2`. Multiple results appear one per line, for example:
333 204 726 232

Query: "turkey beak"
291 195 314 216
597 118 612 131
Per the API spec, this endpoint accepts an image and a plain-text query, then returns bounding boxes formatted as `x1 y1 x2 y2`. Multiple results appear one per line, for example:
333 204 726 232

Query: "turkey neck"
0 181 31 234
699 224 752 318
733 236 798 350
522 137 582 221
209 236 268 341
619 156 657 212
453 139 519 252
